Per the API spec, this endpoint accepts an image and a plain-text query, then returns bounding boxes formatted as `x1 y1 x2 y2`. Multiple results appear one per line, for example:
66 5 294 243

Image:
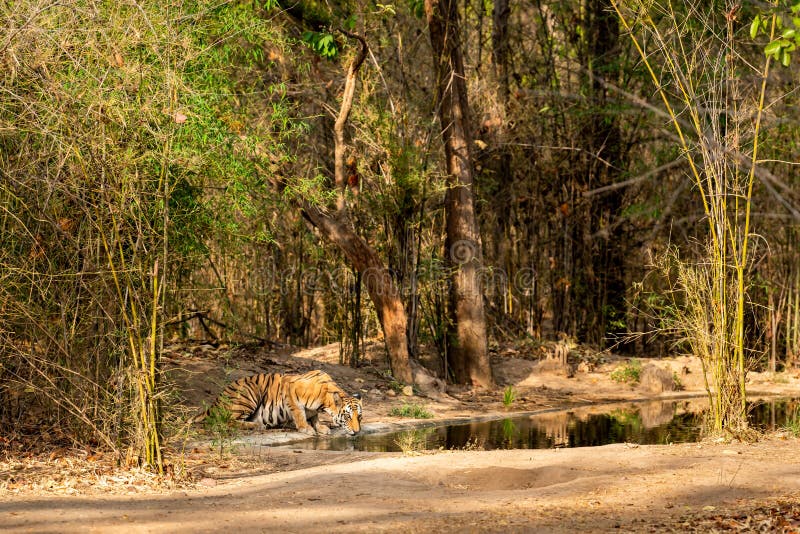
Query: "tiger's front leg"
307 411 331 435
286 396 316 435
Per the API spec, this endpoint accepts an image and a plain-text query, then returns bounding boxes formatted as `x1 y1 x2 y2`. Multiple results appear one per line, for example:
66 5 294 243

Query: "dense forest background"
1 0 799 465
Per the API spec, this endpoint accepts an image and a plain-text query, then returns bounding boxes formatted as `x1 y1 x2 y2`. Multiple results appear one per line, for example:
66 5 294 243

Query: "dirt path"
3 438 800 533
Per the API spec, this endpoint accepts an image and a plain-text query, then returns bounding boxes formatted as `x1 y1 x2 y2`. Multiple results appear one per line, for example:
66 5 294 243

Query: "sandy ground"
3 341 800 533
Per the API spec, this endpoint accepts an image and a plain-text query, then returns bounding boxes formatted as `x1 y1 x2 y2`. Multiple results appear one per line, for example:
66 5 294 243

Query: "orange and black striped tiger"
192 370 362 435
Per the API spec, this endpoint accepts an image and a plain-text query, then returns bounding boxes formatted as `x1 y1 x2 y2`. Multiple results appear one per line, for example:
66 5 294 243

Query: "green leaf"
751 15 761 39
793 17 800 28
301 31 339 59
765 40 782 56
408 0 425 18
783 28 796 39
376 3 397 15
782 49 791 66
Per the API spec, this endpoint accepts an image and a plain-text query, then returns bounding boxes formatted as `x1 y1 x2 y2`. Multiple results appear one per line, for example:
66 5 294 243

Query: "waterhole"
278 397 798 452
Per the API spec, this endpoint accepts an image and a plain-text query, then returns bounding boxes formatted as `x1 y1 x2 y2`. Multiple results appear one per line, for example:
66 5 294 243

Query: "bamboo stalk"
613 0 776 432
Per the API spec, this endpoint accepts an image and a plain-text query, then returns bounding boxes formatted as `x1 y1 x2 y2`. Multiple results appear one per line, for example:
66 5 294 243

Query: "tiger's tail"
191 410 208 424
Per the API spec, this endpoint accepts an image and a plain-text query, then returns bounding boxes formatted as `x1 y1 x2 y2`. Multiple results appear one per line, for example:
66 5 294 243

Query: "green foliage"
0 0 303 463
672 372 684 391
408 0 425 18
603 304 627 332
282 173 338 205
390 403 434 419
610 359 642 384
202 398 239 459
502 385 517 408
383 370 406 395
302 31 338 59
783 408 800 437
752 4 800 67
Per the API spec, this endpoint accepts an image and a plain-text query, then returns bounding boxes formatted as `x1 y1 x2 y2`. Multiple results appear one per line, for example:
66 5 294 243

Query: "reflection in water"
535 413 570 447
639 400 677 428
279 398 798 453
501 418 517 447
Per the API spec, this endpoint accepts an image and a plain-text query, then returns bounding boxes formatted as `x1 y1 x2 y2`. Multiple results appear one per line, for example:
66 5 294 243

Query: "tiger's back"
191 372 287 427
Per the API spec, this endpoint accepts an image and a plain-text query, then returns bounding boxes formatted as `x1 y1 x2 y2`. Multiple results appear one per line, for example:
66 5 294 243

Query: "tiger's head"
334 393 362 435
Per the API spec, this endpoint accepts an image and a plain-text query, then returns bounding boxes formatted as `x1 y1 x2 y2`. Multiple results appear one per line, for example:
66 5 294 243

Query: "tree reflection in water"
278 398 797 452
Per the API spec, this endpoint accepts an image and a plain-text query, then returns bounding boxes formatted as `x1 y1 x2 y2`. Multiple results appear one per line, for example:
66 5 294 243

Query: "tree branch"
334 31 368 211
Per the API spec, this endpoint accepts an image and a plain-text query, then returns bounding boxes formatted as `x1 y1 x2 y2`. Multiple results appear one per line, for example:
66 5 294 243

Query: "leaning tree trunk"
303 207 413 384
300 33 413 384
425 0 493 387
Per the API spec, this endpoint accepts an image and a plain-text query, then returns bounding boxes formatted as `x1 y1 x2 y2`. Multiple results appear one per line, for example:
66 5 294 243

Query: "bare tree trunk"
490 0 515 324
300 33 413 384
492 0 510 104
425 0 493 387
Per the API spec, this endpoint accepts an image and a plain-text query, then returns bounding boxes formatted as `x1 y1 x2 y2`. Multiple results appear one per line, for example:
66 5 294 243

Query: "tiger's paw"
314 424 331 435
298 426 316 436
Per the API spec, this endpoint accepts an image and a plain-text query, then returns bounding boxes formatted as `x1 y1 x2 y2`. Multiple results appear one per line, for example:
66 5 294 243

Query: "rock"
538 358 574 378
639 364 676 393
401 385 414 396
410 360 447 396
386 389 397 397
577 361 594 373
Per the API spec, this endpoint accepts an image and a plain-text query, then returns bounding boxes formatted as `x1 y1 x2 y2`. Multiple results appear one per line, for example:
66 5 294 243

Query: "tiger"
191 370 362 435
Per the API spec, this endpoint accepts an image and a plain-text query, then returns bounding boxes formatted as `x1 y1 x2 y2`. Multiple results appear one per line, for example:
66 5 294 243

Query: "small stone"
355 377 365 383
721 449 740 455
386 389 397 397
702 505 716 512
401 385 414 396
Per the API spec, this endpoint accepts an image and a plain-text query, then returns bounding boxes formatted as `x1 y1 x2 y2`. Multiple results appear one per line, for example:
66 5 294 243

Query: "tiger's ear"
352 392 361 400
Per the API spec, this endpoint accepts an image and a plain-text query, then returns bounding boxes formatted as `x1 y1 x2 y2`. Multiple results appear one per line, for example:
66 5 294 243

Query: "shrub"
394 429 432 454
610 359 642 384
503 385 517 408
390 403 434 419
201 398 238 459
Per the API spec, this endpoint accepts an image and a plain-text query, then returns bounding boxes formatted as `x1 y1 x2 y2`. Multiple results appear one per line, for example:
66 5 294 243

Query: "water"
279 397 799 452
